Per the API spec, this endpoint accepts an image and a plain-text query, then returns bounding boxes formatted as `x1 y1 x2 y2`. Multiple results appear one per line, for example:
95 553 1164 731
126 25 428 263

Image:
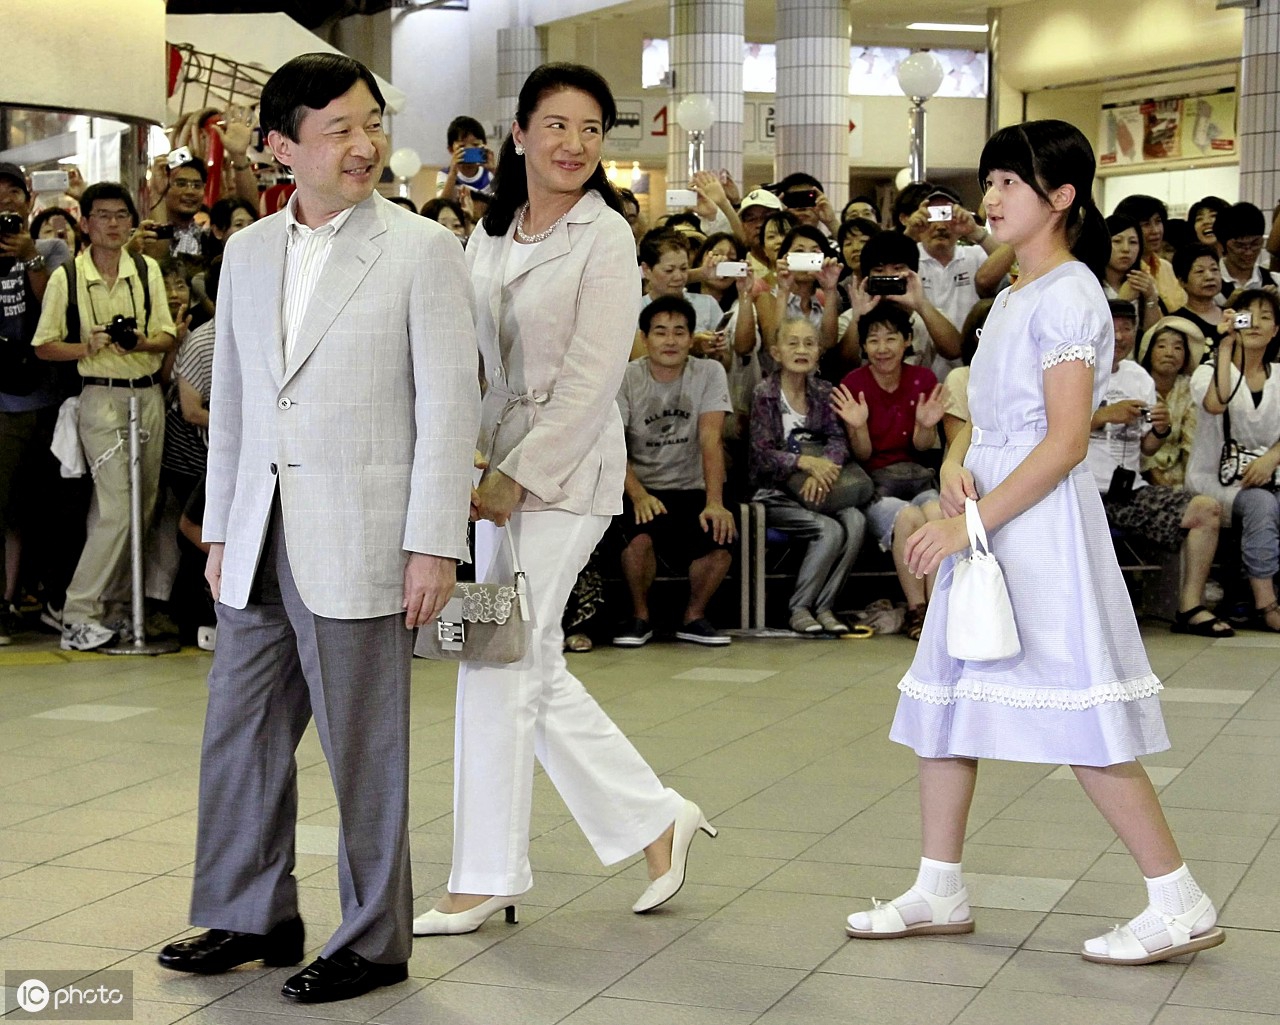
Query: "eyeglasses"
1228 236 1264 251
779 338 819 350
89 210 133 223
170 179 205 191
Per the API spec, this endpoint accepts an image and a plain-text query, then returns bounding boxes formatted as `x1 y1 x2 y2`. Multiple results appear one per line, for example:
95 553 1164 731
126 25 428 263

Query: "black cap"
1107 298 1138 321
0 162 28 197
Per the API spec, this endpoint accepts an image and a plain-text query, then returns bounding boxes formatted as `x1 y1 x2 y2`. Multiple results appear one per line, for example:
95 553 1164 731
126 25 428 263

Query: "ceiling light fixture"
906 22 989 33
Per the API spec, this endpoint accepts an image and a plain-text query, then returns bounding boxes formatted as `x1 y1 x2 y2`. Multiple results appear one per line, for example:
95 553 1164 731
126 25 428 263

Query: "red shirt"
840 364 938 472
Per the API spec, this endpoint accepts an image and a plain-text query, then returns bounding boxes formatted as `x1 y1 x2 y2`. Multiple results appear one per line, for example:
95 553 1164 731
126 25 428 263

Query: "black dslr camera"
105 314 139 350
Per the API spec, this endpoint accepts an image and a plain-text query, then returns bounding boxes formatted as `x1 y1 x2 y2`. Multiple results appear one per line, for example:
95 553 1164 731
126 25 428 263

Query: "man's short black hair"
860 230 919 277
260 52 386 143
79 182 139 226
857 301 914 344
446 116 487 147
1173 242 1220 283
385 195 418 215
171 158 207 183
1213 202 1266 245
775 172 823 193
639 294 696 335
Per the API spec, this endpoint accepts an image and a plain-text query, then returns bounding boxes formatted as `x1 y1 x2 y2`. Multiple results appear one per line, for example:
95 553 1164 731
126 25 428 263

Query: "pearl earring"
515 144 525 156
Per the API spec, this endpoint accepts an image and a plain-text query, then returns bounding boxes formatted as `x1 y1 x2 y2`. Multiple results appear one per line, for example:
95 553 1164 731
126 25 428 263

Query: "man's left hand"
403 552 456 629
700 503 737 544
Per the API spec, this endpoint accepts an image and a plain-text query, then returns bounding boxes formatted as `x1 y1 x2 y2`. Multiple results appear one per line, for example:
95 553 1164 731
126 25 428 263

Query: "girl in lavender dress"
844 121 1225 966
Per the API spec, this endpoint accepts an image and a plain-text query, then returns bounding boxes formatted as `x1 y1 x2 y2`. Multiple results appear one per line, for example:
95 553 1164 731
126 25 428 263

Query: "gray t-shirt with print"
617 356 732 490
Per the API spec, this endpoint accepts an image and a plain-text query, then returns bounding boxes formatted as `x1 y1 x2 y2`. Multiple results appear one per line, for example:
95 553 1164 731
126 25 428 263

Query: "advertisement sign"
1100 87 1235 166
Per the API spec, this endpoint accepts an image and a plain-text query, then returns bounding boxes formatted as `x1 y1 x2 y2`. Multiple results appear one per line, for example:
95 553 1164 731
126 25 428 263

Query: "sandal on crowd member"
564 633 593 652
904 603 928 642
1081 894 1225 966
845 886 974 940
1171 605 1234 638
1254 601 1280 633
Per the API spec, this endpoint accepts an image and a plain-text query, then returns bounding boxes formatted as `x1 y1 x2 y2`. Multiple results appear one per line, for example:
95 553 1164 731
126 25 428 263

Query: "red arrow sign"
849 120 857 133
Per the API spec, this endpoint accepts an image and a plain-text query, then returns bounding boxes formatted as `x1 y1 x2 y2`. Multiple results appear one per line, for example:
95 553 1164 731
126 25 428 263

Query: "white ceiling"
561 0 1044 49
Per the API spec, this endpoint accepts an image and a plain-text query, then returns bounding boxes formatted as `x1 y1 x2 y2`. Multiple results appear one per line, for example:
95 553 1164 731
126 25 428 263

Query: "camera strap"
62 251 153 343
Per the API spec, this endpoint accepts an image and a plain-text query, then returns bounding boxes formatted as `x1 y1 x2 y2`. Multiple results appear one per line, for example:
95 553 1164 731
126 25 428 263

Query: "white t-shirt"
918 243 987 337
1086 359 1156 494
616 356 733 490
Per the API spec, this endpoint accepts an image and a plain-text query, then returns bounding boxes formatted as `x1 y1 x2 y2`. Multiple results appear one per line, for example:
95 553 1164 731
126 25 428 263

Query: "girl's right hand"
939 461 978 518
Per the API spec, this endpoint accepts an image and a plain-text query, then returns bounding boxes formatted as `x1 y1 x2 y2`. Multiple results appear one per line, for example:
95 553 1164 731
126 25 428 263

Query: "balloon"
896 51 945 100
388 147 422 179
675 94 717 132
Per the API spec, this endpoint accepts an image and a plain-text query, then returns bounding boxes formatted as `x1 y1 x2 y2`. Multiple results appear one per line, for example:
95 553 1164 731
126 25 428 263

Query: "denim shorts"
865 489 940 551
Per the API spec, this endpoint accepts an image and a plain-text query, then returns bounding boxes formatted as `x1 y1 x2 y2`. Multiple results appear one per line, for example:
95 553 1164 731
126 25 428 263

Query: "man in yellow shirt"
33 181 176 650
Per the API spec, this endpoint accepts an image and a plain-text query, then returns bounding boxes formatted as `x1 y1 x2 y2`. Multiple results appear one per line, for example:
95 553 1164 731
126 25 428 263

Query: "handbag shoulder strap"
964 498 991 556
499 523 524 575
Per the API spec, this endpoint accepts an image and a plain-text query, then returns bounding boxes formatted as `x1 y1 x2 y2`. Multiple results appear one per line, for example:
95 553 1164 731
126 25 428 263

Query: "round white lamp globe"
675 94 717 132
896 51 945 100
894 167 914 191
388 147 423 179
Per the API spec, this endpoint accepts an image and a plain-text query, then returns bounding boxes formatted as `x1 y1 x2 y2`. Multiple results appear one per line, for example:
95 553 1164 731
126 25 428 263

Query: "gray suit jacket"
204 194 480 618
468 190 640 516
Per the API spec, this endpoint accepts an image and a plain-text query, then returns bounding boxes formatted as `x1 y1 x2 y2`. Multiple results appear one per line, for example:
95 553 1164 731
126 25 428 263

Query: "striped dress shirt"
281 195 357 363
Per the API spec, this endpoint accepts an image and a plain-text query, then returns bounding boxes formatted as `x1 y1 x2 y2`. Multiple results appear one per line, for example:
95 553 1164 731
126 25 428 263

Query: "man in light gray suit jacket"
157 54 479 1005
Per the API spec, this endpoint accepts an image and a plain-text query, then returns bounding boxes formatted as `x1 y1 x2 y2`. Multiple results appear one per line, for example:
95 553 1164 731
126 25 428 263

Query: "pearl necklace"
1002 251 1066 307
515 203 569 244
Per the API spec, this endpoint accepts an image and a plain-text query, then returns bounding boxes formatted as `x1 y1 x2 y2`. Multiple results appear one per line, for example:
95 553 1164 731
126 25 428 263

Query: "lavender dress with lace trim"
890 263 1169 766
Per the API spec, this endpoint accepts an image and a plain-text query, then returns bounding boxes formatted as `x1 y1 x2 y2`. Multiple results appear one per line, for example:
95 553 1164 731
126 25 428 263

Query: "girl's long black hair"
484 62 624 237
978 120 1110 279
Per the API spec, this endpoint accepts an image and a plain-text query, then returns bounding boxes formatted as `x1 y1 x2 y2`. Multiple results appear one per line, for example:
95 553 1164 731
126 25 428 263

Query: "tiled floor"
0 623 1275 1024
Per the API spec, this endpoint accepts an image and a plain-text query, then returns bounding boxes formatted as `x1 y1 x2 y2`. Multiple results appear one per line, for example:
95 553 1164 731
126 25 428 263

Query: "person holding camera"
32 182 177 651
774 172 840 236
1090 300 1230 636
1188 289 1280 633
139 159 215 264
835 231 963 379
436 115 494 203
0 163 72 645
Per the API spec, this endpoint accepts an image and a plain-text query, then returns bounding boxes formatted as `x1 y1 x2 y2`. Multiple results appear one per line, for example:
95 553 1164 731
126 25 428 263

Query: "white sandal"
845 885 975 939
1081 894 1225 965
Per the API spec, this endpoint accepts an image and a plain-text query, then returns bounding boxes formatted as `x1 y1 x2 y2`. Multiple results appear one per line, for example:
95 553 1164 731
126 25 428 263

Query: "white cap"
739 188 784 212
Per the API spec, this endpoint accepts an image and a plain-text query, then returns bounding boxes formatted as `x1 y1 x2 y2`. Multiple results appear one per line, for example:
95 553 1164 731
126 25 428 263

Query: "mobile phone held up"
715 261 749 278
461 146 487 164
927 204 953 222
865 275 908 296
666 188 698 209
785 252 824 273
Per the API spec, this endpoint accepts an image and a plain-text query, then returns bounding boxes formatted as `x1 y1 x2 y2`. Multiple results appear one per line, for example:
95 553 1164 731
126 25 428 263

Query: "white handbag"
946 498 1021 662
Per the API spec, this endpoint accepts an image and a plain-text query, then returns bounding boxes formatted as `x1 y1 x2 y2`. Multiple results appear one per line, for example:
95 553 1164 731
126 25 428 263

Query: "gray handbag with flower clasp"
415 527 529 664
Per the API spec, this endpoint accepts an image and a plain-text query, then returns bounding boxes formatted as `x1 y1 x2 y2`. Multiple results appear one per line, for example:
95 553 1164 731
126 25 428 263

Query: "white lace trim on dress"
1041 343 1096 371
898 671 1163 710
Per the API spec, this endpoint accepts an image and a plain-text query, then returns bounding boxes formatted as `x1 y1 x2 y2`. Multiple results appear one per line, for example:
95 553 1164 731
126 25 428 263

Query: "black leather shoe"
280 948 409 1004
157 916 304 975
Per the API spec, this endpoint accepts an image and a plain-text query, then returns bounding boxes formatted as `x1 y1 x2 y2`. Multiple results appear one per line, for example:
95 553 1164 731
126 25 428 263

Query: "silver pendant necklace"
515 203 569 244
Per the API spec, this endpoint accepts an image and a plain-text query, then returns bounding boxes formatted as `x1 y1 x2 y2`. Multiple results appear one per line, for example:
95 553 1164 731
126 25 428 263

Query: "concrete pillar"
775 0 850 210
666 0 745 188
1238 0 1280 211
496 26 544 141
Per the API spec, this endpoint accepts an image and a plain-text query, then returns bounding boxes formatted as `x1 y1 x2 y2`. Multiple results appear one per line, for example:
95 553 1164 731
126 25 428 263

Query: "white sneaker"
60 621 117 652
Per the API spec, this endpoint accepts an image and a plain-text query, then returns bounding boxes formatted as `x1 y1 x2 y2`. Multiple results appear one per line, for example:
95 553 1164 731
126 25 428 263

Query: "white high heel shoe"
632 799 718 914
412 896 519 936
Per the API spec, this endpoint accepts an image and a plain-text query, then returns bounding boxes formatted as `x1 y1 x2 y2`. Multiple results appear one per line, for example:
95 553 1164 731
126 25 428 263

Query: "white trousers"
449 509 684 897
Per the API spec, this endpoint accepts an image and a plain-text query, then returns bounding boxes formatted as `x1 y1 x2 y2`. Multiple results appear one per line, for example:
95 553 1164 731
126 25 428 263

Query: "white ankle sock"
850 857 966 929
1084 863 1216 957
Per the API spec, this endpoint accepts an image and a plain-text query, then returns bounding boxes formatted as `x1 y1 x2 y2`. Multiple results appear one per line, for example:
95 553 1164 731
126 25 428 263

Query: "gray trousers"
190 501 413 963
759 494 867 614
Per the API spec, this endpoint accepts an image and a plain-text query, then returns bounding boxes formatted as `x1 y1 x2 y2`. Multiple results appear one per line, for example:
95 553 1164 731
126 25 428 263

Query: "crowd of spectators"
3 110 1279 650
